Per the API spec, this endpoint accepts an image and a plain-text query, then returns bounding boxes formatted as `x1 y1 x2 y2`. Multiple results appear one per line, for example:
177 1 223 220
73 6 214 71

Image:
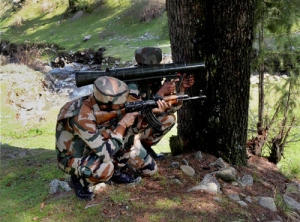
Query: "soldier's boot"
110 166 141 184
142 142 165 161
70 175 94 201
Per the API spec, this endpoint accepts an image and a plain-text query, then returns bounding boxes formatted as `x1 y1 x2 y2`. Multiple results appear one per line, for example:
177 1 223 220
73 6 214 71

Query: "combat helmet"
93 76 129 104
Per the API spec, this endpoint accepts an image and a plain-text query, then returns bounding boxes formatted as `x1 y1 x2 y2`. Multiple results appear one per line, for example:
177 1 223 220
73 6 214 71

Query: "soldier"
55 76 170 200
55 76 141 200
127 47 195 161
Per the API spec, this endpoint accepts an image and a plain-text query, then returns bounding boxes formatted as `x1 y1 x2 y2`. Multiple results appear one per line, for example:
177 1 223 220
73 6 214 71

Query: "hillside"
0 0 170 63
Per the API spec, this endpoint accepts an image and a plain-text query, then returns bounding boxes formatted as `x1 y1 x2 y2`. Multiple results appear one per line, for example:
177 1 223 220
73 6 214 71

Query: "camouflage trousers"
57 113 176 186
57 154 114 186
114 112 176 176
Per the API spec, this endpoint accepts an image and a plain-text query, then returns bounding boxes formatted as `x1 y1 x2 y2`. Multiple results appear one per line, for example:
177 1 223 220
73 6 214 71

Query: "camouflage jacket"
55 95 123 163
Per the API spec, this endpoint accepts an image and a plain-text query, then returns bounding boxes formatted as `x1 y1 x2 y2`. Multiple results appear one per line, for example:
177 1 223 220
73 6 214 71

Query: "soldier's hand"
180 74 195 93
156 79 179 96
152 99 172 114
119 112 139 128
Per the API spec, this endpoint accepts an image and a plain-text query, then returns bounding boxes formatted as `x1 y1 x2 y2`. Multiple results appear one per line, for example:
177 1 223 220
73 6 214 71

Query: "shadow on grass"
0 143 67 221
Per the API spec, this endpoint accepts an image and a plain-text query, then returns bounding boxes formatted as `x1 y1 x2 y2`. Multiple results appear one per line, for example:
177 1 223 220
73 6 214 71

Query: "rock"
241 174 253 186
49 179 72 194
200 174 221 193
215 167 237 182
258 197 277 212
180 165 195 176
187 174 221 194
172 179 182 185
187 183 218 194
237 200 248 207
170 162 180 169
245 196 252 203
194 151 202 160
228 193 240 201
187 184 208 193
182 159 189 165
283 194 300 212
210 157 227 169
83 35 92 42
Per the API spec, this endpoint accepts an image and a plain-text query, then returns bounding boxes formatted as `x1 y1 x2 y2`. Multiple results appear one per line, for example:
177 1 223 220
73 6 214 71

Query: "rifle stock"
75 62 205 87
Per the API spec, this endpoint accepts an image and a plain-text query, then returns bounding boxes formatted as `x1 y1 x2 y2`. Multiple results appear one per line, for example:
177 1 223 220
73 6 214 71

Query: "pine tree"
248 0 300 162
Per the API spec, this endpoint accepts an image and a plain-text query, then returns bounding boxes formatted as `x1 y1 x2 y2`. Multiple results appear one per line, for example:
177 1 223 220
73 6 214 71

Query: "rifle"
95 94 206 131
75 62 205 87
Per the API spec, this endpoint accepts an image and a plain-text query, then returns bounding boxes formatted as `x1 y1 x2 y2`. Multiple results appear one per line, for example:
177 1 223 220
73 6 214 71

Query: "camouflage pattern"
135 47 162 65
114 134 158 176
93 76 129 104
56 95 124 186
110 83 177 176
56 78 176 185
114 113 175 176
127 82 142 102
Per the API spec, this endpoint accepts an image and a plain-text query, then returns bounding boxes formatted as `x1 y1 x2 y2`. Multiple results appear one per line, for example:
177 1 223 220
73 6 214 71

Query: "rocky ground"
47 151 300 222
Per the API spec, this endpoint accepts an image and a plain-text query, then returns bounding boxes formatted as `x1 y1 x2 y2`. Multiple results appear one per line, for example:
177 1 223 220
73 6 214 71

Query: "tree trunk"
166 0 255 165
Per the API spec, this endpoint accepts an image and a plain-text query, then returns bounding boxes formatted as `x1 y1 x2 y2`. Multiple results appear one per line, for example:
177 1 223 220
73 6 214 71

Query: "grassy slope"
0 0 170 63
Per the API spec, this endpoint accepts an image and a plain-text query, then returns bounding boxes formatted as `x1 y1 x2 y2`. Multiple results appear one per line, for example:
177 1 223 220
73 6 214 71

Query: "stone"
210 157 227 168
241 174 253 186
180 165 195 176
283 194 300 212
237 201 248 207
228 193 240 201
215 167 236 181
258 197 277 212
194 151 203 160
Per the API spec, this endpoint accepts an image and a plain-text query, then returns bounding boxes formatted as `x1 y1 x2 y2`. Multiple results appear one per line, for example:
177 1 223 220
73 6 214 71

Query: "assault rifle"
75 62 205 87
95 94 206 131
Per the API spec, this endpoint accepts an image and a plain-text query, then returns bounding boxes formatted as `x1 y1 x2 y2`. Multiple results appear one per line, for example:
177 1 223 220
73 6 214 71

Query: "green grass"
0 0 170 63
0 146 61 221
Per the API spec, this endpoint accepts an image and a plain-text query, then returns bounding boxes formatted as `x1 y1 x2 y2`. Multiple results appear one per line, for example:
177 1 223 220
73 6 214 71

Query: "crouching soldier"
55 76 141 200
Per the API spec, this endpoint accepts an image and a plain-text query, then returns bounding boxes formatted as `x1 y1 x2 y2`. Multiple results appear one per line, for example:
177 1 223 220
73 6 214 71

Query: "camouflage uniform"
113 81 177 175
55 77 129 186
111 83 159 176
56 77 158 186
134 46 181 145
113 47 183 173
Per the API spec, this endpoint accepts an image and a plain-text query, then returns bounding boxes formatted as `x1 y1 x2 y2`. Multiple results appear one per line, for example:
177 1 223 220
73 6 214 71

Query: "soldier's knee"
140 155 158 176
94 162 114 181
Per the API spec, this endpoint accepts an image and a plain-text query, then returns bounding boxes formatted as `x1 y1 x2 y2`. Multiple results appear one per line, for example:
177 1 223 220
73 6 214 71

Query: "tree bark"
166 0 255 165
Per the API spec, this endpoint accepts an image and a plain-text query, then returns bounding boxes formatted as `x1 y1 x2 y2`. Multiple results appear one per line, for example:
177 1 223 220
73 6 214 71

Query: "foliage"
250 0 300 164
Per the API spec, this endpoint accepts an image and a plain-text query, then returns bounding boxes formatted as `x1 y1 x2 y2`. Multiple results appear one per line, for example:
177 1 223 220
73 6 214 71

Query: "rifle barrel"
75 62 205 87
